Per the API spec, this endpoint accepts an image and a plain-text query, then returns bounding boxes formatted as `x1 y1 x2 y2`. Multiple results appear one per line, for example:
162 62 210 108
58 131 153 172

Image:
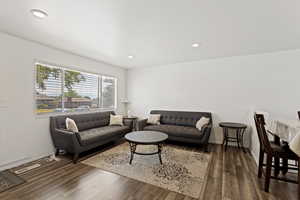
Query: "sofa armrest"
202 124 212 130
52 128 81 153
200 124 212 143
123 118 134 130
136 119 148 131
56 128 77 135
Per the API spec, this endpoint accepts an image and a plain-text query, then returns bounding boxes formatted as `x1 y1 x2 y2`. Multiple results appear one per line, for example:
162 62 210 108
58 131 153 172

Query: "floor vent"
14 164 41 174
13 155 60 175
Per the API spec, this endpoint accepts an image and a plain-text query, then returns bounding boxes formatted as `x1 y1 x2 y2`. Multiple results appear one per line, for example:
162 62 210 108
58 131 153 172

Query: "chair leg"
258 149 264 178
265 155 272 192
274 157 280 177
224 128 228 152
282 158 288 175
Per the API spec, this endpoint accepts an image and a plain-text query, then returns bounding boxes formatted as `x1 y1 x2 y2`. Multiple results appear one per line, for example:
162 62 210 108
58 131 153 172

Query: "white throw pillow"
66 118 79 132
109 114 124 126
196 117 210 131
147 114 161 125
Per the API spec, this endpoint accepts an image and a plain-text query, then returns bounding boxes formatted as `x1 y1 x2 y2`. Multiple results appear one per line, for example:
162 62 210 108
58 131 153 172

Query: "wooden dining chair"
254 113 282 177
254 113 300 194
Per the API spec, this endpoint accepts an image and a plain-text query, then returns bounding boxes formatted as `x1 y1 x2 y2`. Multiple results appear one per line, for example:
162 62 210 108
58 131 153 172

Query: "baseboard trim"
0 152 53 171
250 149 259 166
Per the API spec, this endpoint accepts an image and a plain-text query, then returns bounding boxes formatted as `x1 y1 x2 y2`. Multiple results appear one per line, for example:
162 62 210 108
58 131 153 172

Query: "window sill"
35 108 117 119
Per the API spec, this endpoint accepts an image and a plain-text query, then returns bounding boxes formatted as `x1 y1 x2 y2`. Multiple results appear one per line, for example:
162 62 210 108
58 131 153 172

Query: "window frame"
34 60 118 117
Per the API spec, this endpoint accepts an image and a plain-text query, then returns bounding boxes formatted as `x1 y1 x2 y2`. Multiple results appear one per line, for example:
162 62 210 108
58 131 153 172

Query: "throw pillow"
196 117 210 131
110 114 124 126
66 118 79 132
147 114 161 125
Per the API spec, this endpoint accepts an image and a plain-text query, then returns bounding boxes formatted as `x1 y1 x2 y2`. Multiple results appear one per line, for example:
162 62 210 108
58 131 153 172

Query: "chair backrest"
254 113 264 149
254 113 272 153
298 111 300 120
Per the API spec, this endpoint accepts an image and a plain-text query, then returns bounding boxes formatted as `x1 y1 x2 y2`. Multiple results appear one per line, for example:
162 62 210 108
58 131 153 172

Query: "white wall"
128 49 300 163
0 32 127 170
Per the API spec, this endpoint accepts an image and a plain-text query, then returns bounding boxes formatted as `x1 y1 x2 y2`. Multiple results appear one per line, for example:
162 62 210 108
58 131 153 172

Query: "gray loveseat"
137 110 212 151
50 111 133 163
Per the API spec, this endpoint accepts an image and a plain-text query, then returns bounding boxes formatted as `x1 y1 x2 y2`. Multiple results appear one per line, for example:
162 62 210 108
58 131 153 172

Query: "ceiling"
1 0 300 68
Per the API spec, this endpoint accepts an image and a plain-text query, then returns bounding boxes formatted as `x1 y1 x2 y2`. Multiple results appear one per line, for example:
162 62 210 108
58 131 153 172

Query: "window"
102 76 117 109
63 70 99 112
36 64 62 114
35 63 117 115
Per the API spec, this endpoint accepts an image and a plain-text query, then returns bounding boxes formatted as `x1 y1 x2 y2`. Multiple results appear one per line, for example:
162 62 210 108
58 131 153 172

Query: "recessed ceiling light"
192 43 200 48
128 55 134 59
31 9 48 19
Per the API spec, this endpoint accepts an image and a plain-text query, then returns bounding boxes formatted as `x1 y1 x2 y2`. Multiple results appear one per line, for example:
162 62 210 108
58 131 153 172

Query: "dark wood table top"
219 122 247 129
125 131 168 144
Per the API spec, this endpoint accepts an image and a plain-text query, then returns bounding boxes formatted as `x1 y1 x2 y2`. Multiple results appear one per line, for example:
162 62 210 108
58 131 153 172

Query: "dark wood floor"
0 144 298 200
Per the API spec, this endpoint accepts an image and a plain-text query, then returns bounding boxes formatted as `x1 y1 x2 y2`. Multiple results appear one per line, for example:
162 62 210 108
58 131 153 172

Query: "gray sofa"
50 111 134 163
137 110 212 151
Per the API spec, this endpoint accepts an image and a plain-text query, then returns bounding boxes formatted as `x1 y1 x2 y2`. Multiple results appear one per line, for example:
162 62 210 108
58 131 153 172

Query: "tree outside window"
35 63 117 114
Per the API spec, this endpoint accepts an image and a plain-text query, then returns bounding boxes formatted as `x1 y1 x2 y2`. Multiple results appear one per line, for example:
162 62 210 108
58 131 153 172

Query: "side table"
123 116 138 131
219 122 247 152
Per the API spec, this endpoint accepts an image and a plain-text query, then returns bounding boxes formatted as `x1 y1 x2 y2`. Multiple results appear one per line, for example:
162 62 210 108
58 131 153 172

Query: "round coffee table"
124 131 168 164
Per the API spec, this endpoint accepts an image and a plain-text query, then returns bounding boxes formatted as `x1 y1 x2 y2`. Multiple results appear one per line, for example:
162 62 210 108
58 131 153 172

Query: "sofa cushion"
150 110 211 127
109 114 124 126
77 125 130 146
196 117 210 131
147 114 161 125
143 124 203 139
66 118 79 132
54 111 114 131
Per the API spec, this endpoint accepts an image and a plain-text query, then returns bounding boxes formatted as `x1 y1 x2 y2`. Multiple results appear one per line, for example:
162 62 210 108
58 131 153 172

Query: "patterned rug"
0 171 25 193
82 142 212 198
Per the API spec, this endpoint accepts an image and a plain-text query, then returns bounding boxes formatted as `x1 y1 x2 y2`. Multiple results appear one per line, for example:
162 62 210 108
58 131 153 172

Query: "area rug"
82 143 212 198
0 171 25 193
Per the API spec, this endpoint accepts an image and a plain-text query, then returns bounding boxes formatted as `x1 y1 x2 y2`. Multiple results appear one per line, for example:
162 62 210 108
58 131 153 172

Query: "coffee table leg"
158 143 163 164
129 142 137 165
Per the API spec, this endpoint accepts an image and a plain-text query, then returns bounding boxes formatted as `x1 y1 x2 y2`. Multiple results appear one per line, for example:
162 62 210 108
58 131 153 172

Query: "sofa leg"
73 153 79 164
55 148 60 156
203 144 209 153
